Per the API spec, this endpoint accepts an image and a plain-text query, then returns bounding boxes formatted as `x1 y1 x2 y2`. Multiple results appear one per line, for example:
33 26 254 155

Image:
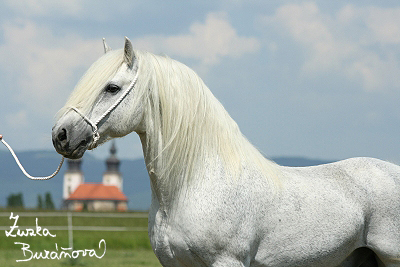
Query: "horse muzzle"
52 112 95 159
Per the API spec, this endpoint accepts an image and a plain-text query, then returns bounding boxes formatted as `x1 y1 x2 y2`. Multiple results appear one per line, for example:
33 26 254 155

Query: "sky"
1 0 400 164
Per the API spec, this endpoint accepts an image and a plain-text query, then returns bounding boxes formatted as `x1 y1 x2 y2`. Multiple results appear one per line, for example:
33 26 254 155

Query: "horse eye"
105 84 121 94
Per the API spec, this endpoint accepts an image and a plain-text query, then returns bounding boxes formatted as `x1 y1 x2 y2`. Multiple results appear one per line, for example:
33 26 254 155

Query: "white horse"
52 37 400 267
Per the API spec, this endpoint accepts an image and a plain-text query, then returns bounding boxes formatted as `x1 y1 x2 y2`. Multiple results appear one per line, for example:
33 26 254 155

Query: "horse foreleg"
339 247 378 267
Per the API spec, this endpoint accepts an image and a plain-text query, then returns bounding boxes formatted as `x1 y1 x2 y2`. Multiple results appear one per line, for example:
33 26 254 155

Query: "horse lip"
53 138 89 159
69 150 85 159
59 145 86 159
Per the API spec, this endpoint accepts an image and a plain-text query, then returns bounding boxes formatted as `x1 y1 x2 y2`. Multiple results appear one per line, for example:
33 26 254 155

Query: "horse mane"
59 48 279 194
134 51 279 192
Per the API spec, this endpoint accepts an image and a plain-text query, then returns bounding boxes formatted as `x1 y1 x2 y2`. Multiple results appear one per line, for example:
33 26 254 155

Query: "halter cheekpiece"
69 68 139 150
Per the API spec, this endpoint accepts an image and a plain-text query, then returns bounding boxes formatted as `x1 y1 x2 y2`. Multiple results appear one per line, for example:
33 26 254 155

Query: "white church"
63 142 128 212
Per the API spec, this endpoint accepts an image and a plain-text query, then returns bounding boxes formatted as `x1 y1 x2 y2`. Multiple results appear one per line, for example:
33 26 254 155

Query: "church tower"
63 158 84 200
102 141 123 191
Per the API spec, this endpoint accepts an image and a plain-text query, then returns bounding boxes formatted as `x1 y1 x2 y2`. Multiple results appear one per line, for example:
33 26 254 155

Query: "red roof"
67 184 127 201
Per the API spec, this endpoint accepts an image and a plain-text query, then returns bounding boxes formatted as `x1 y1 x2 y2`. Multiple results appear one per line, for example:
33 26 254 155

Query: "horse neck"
138 132 171 207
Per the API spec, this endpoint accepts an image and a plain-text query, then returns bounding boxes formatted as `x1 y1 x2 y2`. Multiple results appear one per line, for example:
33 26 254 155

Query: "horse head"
52 37 144 159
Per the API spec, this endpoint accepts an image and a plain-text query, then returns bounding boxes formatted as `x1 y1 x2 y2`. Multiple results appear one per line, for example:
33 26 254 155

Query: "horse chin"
68 148 86 159
55 142 88 159
56 145 87 159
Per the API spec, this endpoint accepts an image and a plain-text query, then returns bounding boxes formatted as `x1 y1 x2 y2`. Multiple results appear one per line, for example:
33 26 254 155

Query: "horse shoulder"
157 169 273 266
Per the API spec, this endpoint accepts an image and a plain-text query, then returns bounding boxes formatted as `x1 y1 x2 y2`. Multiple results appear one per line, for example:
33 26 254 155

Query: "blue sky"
1 0 400 164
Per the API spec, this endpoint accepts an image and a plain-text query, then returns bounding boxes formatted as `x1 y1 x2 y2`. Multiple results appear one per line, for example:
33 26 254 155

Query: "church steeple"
103 141 123 191
106 141 120 172
63 158 84 200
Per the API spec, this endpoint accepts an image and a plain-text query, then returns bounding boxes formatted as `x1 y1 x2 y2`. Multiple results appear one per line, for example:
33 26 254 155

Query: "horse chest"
149 210 210 266
148 191 263 266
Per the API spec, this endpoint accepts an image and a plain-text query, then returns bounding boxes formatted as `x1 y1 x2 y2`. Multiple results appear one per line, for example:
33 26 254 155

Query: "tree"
37 195 43 210
44 192 55 210
7 193 24 209
82 201 88 211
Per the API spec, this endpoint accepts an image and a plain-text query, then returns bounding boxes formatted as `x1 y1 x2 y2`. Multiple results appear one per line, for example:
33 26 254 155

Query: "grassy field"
0 249 162 267
0 210 162 266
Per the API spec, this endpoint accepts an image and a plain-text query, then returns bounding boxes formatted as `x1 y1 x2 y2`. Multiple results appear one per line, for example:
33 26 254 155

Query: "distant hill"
0 149 150 210
0 149 334 210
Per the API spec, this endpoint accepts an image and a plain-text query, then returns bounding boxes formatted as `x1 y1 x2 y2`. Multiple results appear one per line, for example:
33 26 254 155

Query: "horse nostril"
78 136 92 148
58 128 67 142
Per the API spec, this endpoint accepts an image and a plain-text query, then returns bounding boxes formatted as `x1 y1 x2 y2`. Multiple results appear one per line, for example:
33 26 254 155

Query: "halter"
0 67 139 180
70 68 139 150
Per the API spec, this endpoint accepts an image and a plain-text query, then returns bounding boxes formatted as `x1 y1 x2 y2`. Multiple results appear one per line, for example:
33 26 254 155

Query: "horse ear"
124 36 135 68
102 38 112 53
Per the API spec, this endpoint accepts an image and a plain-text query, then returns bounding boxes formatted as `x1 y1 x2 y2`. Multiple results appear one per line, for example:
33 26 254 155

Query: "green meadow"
0 210 162 266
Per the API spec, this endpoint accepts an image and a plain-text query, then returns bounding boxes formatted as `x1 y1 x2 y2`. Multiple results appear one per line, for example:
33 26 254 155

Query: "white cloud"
364 6 400 44
0 19 105 115
3 0 144 22
0 12 260 118
133 12 261 68
261 2 400 91
4 0 83 17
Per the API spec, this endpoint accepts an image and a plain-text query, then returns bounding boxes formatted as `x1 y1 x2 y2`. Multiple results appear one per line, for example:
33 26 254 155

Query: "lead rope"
0 135 64 180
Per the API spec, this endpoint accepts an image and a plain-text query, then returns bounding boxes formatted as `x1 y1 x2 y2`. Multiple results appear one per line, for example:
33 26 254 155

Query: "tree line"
7 192 55 210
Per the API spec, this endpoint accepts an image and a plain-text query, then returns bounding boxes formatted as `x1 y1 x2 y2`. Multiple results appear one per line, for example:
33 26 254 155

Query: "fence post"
67 212 73 249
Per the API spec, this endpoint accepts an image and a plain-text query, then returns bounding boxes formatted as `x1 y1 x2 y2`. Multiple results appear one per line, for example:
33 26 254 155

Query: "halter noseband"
70 69 139 150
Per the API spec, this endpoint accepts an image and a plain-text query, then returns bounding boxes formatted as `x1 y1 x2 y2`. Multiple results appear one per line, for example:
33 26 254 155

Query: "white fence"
0 211 149 248
0 211 148 231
